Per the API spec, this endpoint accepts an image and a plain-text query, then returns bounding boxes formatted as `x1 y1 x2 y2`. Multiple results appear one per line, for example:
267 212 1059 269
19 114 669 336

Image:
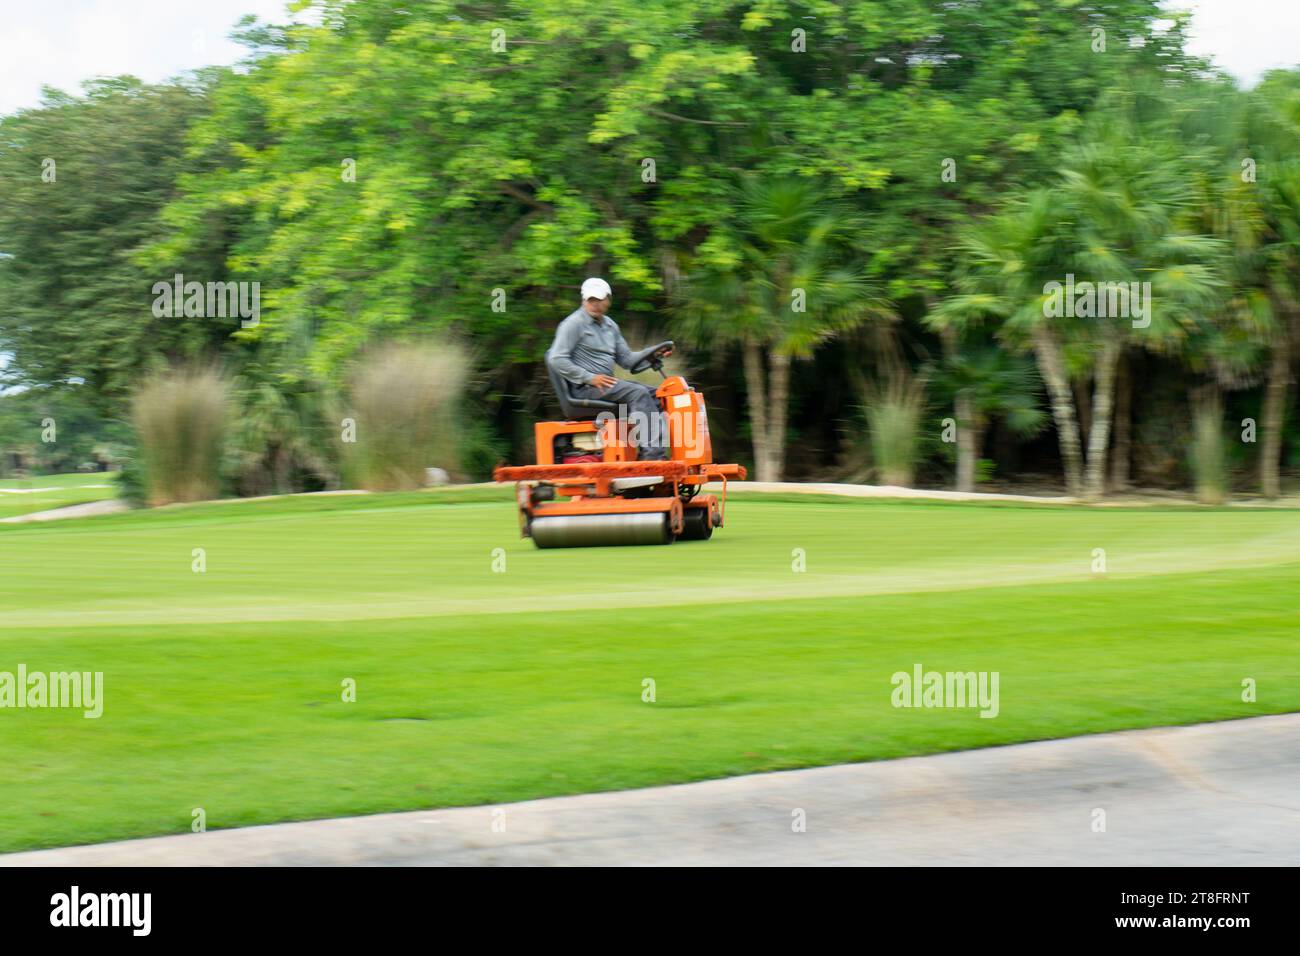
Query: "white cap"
580 277 612 301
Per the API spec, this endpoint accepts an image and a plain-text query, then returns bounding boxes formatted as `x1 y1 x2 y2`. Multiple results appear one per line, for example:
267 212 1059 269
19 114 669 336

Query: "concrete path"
5 714 1297 866
713 479 1076 503
0 498 128 523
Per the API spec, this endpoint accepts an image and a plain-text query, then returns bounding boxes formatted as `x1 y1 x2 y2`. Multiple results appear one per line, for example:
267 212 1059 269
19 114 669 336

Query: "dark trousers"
573 379 668 460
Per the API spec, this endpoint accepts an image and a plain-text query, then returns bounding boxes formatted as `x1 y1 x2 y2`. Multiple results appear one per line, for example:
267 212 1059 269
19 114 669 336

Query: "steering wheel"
630 340 674 375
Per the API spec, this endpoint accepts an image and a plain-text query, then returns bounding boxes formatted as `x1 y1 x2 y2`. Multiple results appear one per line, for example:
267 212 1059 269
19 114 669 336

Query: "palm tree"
1239 75 1300 497
1177 74 1300 499
932 340 1046 491
230 380 334 496
1055 116 1225 497
935 95 1226 499
673 177 891 481
930 189 1088 493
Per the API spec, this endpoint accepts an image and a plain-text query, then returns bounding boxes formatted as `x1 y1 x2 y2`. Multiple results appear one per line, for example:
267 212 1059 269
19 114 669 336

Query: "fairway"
0 473 117 520
2 488 1298 852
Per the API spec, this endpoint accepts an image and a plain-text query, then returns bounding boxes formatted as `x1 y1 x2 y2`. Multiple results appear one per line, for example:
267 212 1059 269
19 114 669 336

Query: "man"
549 277 671 461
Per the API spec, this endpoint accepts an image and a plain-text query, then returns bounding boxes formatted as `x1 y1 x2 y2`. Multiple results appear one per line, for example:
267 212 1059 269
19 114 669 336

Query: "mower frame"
493 373 745 546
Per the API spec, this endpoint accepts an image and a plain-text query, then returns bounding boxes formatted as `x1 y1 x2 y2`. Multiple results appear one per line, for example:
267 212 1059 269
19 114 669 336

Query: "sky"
0 0 1298 116
1177 0 1300 85
0 0 301 115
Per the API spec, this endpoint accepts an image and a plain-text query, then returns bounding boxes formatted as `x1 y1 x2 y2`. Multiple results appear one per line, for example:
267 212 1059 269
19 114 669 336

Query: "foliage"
863 376 927 487
0 386 128 476
0 77 231 412
131 367 230 505
227 380 334 497
933 344 1047 440
1189 393 1228 504
343 340 467 490
0 1 1295 499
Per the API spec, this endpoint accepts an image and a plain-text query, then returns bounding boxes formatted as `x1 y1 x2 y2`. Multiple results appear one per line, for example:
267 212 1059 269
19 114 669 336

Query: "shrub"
131 367 230 505
228 382 334 497
865 377 927 487
344 340 467 491
114 455 147 508
1189 393 1227 505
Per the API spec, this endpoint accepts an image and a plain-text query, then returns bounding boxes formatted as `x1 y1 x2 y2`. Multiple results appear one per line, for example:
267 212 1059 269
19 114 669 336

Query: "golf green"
2 488 1297 852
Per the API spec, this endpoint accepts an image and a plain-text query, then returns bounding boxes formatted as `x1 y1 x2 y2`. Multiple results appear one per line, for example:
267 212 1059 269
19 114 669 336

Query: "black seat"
546 346 618 420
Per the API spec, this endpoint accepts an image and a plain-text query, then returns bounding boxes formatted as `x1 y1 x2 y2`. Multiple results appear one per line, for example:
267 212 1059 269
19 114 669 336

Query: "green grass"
1 487 1298 852
0 472 117 519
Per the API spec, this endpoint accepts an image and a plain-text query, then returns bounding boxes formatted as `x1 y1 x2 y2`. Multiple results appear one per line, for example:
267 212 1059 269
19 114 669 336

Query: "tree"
1238 73 1300 497
936 90 1225 498
931 190 1087 492
0 77 231 411
0 0 1230 490
673 177 888 480
149 0 1190 470
932 341 1046 491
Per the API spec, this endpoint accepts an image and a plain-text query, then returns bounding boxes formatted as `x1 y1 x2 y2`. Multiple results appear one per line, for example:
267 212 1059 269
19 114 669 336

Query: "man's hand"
590 373 618 390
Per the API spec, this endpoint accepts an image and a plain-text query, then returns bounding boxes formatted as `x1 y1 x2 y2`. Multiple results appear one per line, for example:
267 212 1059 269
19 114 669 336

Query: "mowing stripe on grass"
2 491 1295 852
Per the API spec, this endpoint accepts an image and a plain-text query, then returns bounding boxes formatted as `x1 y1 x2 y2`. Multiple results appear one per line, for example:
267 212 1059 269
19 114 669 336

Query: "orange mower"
493 341 746 547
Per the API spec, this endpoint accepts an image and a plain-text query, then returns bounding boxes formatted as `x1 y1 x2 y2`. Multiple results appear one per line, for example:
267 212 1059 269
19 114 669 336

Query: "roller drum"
679 508 713 540
531 512 673 548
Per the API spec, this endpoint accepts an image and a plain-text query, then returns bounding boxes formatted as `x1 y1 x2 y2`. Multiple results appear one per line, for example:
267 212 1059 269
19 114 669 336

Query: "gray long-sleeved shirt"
549 307 636 386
